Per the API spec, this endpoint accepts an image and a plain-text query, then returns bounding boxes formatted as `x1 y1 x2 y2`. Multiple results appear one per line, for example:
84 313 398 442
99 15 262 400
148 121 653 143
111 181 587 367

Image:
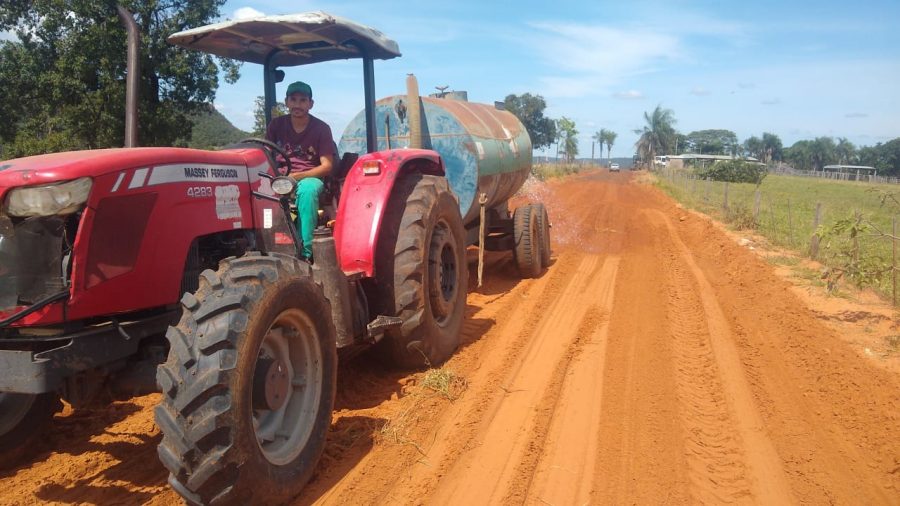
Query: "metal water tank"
338 94 532 225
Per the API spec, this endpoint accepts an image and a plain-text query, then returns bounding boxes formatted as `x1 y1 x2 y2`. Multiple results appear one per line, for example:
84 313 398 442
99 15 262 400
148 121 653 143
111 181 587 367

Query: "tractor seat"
316 151 359 225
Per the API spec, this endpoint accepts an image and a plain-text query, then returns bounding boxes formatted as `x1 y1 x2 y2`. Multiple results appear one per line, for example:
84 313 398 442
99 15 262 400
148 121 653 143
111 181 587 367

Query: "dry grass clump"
421 367 468 401
377 367 468 455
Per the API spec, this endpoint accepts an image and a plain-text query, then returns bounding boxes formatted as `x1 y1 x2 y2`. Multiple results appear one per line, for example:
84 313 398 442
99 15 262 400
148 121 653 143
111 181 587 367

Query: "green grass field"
656 171 900 299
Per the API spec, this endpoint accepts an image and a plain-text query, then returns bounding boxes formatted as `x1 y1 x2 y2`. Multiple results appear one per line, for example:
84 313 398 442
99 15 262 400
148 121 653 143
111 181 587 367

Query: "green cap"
286 81 312 98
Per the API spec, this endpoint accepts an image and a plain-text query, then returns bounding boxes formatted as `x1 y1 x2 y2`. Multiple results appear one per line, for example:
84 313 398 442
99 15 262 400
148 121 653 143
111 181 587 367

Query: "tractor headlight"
5 177 93 217
271 176 296 196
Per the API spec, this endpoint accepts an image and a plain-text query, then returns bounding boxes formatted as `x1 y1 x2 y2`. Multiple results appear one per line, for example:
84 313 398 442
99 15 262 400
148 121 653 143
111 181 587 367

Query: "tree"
761 132 783 164
858 138 900 176
810 136 837 171
0 1 240 157
835 137 856 165
785 140 813 170
503 93 556 150
251 96 287 137
744 135 763 160
634 105 676 167
557 117 578 162
604 130 617 164
685 129 738 156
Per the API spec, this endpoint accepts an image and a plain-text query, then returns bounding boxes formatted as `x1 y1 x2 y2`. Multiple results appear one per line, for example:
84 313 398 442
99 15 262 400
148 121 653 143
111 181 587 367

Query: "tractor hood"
167 11 401 67
0 148 255 192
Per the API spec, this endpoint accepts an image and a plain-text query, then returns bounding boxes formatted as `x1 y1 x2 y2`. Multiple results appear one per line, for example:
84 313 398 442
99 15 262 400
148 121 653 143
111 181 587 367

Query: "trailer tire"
376 174 468 369
534 203 551 268
0 392 60 469
513 204 543 278
155 252 336 506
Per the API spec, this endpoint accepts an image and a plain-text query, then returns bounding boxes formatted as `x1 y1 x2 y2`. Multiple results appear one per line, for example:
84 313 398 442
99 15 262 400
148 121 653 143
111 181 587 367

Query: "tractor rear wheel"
513 204 543 278
155 252 337 506
534 203 551 268
0 392 60 469
375 174 468 369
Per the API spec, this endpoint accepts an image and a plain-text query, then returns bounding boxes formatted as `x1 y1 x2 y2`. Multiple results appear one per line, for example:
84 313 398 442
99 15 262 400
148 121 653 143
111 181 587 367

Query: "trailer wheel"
155 253 337 506
513 204 543 278
534 203 551 268
0 392 60 469
376 174 468 369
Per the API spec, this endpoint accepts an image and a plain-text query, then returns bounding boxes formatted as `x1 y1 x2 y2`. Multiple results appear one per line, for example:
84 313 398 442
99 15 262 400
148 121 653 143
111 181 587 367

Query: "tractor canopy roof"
167 11 401 67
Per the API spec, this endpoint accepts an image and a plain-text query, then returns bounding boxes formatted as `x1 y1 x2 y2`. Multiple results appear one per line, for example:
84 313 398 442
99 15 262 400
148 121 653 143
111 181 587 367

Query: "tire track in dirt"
524 265 617 506
428 253 618 504
649 208 794 504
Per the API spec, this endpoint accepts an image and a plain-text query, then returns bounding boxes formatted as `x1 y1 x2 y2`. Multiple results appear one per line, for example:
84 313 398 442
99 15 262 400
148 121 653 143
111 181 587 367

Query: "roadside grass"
657 172 900 298
533 162 591 180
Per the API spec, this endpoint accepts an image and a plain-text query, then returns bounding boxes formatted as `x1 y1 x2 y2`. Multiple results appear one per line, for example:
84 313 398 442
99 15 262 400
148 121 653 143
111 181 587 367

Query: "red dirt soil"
2 170 898 505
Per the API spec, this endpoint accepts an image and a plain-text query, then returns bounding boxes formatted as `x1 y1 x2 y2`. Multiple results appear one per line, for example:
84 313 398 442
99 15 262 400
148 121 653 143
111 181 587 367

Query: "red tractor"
0 11 547 505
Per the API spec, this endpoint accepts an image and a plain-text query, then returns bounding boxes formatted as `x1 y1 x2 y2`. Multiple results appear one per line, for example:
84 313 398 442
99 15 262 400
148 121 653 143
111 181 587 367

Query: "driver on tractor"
265 80 335 260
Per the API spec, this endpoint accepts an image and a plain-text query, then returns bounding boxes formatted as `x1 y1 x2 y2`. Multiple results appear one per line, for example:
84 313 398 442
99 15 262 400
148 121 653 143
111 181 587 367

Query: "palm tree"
634 105 676 168
836 137 856 165
604 130 617 165
592 130 605 163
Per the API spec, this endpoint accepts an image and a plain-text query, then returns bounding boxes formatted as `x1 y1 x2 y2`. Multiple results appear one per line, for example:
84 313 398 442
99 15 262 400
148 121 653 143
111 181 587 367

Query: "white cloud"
690 86 711 96
233 7 265 20
528 22 681 77
614 90 644 100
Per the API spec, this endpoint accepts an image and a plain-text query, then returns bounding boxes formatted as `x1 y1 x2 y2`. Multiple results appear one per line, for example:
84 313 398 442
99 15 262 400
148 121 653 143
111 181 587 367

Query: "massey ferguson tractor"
0 11 549 505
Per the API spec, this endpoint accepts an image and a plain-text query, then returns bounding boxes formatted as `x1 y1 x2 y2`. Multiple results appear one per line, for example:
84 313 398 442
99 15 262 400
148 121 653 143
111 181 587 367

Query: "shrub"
697 160 767 185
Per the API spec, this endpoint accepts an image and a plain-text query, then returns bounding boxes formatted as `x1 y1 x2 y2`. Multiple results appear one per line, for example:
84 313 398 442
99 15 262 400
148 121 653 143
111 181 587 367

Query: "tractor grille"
0 214 67 311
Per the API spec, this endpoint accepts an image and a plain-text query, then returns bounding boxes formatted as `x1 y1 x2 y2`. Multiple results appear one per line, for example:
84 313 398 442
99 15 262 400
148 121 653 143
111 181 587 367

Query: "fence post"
810 202 822 259
787 199 794 246
723 182 729 212
753 189 761 222
704 178 710 203
769 199 777 241
893 215 897 306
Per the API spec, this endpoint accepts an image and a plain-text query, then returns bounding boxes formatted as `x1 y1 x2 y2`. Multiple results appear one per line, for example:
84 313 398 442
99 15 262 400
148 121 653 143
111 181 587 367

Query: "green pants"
295 177 324 259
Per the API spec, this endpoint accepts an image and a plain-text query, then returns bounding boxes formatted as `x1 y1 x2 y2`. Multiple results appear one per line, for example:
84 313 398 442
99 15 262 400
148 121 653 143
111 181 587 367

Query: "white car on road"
610 162 620 172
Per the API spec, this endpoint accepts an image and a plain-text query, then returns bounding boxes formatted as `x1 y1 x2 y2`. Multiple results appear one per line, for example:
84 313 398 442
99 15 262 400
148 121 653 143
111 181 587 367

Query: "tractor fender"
333 149 445 277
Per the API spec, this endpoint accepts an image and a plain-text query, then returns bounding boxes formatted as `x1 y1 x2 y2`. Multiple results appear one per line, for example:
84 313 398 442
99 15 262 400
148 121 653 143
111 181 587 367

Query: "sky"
205 0 900 159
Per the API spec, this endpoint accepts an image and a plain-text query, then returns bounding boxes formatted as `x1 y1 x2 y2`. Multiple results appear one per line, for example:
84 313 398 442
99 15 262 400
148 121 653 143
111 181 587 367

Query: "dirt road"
2 171 898 505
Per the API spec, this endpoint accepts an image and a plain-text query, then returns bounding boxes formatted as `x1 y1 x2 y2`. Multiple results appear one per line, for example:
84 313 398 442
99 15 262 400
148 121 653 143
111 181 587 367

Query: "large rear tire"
0 392 60 469
155 252 337 506
534 203 551 268
375 174 468 369
513 204 543 278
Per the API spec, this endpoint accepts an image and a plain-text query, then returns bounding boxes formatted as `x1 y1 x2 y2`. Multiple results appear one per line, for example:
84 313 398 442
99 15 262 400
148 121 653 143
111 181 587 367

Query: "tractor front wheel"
376 174 468 369
155 253 337 505
0 392 60 469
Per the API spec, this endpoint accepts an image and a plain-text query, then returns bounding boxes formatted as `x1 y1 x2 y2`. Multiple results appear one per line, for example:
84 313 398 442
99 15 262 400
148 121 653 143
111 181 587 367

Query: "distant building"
666 154 759 169
822 165 877 177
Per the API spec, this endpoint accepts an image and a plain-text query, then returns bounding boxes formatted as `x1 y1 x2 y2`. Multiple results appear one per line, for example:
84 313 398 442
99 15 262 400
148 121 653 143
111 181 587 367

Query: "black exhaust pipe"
116 5 139 147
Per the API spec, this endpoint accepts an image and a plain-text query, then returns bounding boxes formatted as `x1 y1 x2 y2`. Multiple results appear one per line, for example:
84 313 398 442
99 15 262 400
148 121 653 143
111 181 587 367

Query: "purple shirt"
265 114 335 173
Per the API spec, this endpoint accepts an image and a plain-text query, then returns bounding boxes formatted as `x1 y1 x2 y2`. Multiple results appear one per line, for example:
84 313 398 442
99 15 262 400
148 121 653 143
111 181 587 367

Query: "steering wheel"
240 137 293 176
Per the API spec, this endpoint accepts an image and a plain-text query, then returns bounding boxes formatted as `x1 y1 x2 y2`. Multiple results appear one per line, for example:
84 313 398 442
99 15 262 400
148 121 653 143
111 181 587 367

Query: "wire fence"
656 168 900 304
769 166 900 185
